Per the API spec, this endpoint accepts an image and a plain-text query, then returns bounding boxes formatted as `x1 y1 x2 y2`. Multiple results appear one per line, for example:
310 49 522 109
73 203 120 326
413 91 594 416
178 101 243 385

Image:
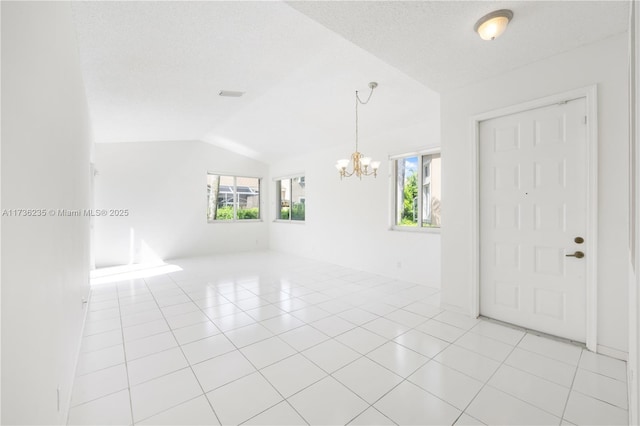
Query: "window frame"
274 174 306 223
206 172 262 223
389 148 441 233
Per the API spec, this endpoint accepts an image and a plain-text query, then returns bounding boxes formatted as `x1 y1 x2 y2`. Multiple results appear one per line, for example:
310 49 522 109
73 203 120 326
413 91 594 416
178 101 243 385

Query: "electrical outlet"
396 261 402 268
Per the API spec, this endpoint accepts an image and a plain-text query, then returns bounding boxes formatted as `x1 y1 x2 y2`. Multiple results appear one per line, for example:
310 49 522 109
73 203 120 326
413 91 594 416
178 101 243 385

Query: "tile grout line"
449 328 591 423
451 325 528 423
285 295 452 424
125 274 446 424
89 255 622 426
132 276 224 426
94 274 419 423
576 364 629 384
347 318 484 425
440 322 590 397
67 286 127 416
570 387 630 410
172 274 312 426
115 282 136 426
205 272 426 424
559 349 584 423
205 262 431 423
230 279 387 422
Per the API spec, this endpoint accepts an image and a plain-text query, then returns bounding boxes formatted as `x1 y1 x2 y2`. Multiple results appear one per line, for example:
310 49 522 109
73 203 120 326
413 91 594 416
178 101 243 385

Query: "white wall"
629 261 638 425
441 33 629 354
629 0 639 422
269 98 442 286
94 140 269 267
1 2 93 424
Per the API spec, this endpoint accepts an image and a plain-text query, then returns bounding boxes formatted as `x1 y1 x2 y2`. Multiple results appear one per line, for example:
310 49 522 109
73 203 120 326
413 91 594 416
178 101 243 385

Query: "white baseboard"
629 365 637 426
439 302 475 317
63 285 92 424
596 344 628 362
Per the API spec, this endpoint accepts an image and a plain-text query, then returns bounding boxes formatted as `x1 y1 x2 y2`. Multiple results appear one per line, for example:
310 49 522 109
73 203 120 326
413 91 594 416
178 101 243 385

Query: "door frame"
470 85 599 352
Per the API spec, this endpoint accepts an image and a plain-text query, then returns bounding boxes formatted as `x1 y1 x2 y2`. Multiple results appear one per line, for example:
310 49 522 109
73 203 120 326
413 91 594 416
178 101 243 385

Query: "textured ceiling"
287 0 629 92
71 1 629 162
72 1 438 162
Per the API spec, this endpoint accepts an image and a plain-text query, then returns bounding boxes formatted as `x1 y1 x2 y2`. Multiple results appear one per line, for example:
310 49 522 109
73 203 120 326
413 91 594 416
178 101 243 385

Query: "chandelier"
335 82 381 179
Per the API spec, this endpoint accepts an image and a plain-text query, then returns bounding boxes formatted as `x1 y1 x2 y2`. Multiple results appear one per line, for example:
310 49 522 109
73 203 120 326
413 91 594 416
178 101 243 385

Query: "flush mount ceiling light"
335 82 381 179
474 9 513 41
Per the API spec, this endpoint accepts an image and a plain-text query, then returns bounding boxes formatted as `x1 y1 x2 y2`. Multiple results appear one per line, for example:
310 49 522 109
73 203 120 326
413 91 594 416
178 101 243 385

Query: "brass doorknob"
566 251 585 259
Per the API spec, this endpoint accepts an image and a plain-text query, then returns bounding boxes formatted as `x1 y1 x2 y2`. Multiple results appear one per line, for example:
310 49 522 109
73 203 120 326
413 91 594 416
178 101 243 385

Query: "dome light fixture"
474 9 513 41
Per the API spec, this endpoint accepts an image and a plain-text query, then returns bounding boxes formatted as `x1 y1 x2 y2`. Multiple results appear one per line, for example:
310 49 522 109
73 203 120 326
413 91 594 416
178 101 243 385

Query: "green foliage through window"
216 206 259 220
402 172 418 225
280 203 305 221
395 153 441 228
207 174 261 222
277 176 305 222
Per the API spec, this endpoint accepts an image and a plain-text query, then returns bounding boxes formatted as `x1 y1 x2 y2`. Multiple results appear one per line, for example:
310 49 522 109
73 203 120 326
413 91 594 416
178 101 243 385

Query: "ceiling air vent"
219 90 245 97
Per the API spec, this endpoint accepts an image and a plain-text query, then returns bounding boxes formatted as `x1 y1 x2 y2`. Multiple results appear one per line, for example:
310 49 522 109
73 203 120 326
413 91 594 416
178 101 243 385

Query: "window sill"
389 225 441 234
273 220 306 224
207 219 263 224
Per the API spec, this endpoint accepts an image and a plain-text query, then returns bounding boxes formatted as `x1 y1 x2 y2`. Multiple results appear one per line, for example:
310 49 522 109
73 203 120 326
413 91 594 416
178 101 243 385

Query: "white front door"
479 97 588 342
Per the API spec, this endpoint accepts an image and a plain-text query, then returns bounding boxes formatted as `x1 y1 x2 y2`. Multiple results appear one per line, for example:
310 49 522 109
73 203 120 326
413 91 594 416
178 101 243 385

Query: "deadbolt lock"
574 237 584 244
566 251 585 259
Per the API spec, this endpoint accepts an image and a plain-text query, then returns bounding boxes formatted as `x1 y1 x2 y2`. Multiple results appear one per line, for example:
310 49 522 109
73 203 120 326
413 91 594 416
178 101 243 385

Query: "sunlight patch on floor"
90 262 183 286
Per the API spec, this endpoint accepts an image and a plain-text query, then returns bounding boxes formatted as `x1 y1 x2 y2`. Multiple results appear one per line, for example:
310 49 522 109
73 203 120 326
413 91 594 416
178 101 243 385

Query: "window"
394 152 441 228
207 174 261 222
276 176 305 221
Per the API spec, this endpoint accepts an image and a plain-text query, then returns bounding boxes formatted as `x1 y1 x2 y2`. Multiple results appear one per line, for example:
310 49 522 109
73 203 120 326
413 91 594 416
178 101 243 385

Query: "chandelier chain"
356 84 376 105
355 91 359 153
354 84 375 153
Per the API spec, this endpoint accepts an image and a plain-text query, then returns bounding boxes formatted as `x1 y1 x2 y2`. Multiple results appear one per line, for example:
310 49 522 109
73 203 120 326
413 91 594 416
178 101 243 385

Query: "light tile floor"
68 251 629 425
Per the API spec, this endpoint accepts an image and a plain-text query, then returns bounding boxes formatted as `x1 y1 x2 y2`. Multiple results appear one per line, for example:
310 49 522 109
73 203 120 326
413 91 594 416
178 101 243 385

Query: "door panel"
479 98 587 342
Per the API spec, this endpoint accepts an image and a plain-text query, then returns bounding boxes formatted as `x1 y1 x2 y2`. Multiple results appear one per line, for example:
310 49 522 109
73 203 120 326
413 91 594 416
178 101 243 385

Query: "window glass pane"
207 174 219 222
236 176 260 220
279 179 291 220
291 177 306 221
397 157 418 226
422 154 441 227
207 174 261 222
213 175 235 220
207 174 234 221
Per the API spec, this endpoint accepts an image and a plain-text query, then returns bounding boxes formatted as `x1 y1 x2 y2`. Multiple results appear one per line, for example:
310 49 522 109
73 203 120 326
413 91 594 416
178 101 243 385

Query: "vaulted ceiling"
288 1 629 92
71 1 628 163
